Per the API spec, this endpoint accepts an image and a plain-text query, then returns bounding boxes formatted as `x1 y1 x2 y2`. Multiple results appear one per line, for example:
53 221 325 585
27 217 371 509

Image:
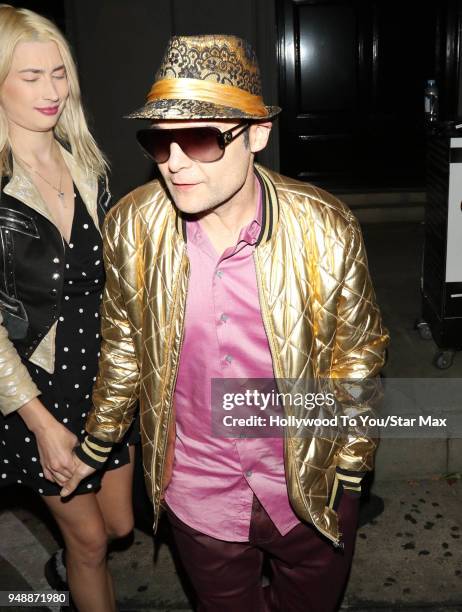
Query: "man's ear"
249 122 272 154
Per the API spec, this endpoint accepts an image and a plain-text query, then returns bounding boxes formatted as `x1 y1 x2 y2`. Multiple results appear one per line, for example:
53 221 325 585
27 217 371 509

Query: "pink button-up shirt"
164 180 300 541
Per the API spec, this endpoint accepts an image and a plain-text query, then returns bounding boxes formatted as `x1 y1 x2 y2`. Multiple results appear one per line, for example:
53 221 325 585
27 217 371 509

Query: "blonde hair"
0 4 108 178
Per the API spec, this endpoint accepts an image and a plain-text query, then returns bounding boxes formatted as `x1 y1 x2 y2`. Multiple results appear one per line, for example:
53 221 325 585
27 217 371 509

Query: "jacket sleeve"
0 313 40 416
77 207 140 468
330 215 389 478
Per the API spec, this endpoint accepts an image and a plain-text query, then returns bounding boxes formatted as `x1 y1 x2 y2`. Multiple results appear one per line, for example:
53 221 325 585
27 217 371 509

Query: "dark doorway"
276 0 461 191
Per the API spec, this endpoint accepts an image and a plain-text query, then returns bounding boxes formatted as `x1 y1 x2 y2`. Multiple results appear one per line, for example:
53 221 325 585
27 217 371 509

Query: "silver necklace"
15 152 65 200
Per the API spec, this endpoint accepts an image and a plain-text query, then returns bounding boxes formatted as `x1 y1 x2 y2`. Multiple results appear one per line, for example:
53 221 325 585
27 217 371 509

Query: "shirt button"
220 313 229 322
225 355 233 364
245 470 253 478
52 272 60 280
50 288 57 296
53 257 60 264
216 270 224 278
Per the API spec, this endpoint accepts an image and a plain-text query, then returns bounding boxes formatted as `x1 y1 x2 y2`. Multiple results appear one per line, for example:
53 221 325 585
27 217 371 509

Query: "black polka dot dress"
0 190 137 496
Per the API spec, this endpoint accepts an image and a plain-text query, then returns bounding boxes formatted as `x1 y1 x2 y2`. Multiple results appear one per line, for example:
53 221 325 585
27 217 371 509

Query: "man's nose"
167 141 193 172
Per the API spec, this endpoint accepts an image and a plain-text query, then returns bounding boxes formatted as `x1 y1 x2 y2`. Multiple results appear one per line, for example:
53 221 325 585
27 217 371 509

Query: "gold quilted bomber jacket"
86 165 389 546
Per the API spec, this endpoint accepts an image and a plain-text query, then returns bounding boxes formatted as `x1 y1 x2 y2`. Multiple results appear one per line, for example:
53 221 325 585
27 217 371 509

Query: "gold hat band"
147 78 268 117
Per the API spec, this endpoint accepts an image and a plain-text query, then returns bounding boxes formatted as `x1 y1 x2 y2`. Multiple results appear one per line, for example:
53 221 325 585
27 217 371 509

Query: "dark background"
7 0 462 199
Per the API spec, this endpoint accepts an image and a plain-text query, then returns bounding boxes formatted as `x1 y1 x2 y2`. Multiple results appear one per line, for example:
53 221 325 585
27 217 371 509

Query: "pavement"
1 221 462 612
1 478 461 611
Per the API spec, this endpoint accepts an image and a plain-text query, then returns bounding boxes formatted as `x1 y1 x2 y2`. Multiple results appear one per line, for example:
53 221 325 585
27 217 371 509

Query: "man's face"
155 120 271 215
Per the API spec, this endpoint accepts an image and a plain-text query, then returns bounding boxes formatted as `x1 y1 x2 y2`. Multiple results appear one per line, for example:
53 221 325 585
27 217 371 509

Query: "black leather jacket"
0 175 110 360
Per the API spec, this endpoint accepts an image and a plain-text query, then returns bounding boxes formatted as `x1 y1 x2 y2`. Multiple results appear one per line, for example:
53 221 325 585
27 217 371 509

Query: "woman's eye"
22 78 38 82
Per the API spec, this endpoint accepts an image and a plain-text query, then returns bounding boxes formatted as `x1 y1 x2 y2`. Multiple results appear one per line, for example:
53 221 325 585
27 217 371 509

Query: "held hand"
17 398 78 485
34 419 78 485
60 453 96 497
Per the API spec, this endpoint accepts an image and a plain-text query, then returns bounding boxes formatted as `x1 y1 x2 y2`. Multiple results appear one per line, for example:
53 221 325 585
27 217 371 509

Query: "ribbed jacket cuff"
74 434 113 470
329 467 366 511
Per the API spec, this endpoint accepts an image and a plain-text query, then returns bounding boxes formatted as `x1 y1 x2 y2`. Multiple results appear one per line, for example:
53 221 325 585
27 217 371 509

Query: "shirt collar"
236 177 262 246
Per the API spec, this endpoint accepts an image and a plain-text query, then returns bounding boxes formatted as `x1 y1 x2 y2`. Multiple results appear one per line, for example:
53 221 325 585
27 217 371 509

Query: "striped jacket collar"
174 163 280 245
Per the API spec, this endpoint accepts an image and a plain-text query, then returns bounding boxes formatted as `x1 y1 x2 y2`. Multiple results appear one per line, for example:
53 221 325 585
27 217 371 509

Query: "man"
65 35 389 611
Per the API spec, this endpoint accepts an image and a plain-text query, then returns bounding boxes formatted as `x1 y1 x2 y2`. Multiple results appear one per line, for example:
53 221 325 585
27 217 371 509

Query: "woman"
0 5 136 611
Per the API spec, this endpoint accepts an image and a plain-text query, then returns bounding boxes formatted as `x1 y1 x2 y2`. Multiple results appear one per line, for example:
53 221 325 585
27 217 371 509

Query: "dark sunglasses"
136 123 250 164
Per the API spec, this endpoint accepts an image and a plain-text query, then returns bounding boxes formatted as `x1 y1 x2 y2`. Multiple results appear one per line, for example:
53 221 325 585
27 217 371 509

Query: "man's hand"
60 454 96 497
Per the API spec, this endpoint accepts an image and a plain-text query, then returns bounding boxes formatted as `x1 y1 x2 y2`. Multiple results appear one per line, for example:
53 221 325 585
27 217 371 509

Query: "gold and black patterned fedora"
126 34 281 121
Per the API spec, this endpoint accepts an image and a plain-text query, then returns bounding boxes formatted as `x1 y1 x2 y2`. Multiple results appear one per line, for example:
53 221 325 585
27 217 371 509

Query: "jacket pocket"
0 207 40 238
0 290 28 340
0 208 37 340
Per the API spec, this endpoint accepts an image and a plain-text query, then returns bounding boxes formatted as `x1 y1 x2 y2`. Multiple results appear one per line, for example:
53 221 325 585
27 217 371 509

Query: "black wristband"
329 467 365 511
75 434 113 470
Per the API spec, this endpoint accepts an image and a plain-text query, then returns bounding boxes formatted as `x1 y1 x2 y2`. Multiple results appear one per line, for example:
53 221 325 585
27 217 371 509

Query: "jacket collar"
174 163 280 245
3 156 54 225
60 144 99 227
2 142 100 233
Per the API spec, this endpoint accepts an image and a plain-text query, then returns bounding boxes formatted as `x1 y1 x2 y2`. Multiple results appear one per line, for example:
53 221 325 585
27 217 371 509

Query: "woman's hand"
18 398 77 484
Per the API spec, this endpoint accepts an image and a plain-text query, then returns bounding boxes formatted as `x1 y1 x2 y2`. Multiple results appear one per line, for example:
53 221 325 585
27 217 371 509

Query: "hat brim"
124 98 281 121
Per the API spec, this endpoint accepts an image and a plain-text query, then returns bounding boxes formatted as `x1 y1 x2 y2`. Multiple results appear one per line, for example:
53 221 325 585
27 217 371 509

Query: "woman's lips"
36 106 59 116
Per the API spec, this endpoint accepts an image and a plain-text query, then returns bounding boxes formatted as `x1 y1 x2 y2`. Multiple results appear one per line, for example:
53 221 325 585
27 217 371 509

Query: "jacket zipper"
153 246 189 530
252 249 342 549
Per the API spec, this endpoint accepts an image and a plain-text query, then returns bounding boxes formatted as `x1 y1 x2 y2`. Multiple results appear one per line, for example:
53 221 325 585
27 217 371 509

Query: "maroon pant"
166 492 359 612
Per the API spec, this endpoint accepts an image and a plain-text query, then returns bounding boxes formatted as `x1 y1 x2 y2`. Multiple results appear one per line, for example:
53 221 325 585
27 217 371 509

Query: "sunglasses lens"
137 129 172 163
180 127 222 162
137 127 223 163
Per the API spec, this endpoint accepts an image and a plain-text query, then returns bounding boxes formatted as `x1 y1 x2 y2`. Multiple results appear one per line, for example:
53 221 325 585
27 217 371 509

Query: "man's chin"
171 194 209 216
